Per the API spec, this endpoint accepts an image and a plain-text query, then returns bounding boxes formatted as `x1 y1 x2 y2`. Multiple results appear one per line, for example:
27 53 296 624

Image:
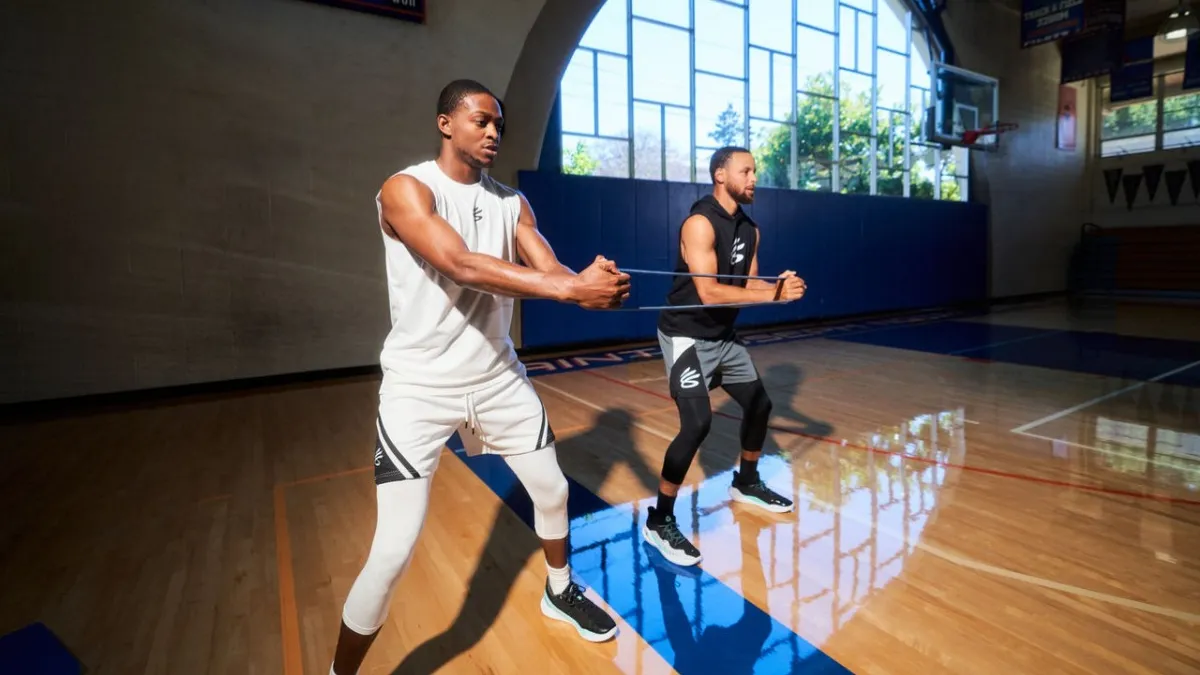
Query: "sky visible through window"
557 0 967 201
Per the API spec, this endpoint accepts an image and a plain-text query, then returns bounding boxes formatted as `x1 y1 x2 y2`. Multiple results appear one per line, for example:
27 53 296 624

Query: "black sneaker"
540 578 618 642
642 507 702 567
729 471 794 513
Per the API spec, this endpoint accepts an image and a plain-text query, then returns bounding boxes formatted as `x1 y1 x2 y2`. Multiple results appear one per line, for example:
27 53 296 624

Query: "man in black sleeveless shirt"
643 146 806 568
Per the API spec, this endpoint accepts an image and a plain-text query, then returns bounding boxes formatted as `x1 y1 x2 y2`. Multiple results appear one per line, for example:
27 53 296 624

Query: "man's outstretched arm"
381 175 578 301
680 215 782 305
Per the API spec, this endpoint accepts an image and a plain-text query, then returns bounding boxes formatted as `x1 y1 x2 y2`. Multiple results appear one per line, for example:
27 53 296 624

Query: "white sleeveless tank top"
376 160 525 394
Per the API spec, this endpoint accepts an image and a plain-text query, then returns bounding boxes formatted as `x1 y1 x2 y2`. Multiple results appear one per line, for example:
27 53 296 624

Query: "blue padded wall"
516 171 988 350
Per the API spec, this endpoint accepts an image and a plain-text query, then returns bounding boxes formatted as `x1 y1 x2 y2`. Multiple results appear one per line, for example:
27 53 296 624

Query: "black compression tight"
659 379 773 485
723 379 773 451
660 396 713 485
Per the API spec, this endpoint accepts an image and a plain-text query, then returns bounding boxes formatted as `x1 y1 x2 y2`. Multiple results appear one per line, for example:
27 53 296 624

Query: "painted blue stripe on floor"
449 440 853 675
831 321 1200 384
0 623 83 675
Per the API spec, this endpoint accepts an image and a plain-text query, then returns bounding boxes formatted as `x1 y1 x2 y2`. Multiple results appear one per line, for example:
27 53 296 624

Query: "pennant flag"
1166 169 1187 205
1143 163 1164 201
1104 167 1123 204
1122 173 1142 210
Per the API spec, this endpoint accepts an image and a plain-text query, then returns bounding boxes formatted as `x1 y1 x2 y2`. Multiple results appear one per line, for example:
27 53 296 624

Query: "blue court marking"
830 321 1200 386
0 622 83 674
448 440 853 675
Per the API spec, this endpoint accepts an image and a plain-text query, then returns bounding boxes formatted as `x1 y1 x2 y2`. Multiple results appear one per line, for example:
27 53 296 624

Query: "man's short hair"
709 146 751 181
437 79 499 116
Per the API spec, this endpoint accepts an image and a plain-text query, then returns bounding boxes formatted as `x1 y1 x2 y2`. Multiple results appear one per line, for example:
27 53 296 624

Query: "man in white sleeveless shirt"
329 80 629 674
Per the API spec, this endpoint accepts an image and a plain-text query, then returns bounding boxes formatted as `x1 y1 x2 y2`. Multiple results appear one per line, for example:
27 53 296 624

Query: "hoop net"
961 121 1019 146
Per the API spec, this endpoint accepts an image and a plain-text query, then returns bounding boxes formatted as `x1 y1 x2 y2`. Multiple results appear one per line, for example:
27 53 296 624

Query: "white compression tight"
340 443 570 635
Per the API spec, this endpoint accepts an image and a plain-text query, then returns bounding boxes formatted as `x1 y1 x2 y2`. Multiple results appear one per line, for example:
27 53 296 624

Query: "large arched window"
558 0 966 200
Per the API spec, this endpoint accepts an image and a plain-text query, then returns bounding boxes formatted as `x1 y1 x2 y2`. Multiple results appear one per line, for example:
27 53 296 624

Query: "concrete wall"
1 0 598 405
941 0 1093 299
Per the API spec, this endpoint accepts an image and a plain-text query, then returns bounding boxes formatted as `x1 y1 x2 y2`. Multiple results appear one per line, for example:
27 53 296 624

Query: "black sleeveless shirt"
657 195 758 340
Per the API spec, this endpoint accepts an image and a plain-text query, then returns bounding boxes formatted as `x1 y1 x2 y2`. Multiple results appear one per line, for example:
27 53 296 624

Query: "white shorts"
373 369 555 484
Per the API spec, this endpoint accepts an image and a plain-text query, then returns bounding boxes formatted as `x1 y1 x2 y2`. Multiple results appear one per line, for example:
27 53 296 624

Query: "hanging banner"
1185 35 1200 91
1059 0 1125 83
1122 174 1143 210
1021 0 1086 48
1166 170 1188 205
1061 30 1119 82
1104 168 1123 205
1057 85 1077 150
1144 164 1164 202
1110 36 1156 103
1082 0 1125 30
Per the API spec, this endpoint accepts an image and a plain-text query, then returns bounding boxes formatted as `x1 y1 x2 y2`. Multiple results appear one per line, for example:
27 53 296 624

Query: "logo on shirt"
731 237 746 265
473 206 483 222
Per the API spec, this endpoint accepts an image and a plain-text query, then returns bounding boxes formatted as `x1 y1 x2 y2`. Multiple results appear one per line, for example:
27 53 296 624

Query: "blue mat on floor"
0 623 84 674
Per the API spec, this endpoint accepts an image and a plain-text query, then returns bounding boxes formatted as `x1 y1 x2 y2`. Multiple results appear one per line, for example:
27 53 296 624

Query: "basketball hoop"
962 121 1018 146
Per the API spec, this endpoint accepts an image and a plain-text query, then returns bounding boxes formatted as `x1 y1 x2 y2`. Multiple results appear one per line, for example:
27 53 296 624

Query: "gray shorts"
656 329 760 398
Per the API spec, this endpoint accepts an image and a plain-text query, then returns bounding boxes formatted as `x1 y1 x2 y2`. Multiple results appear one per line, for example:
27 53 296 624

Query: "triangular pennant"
1189 160 1200 198
1104 168 1123 204
1122 174 1142 210
1143 164 1164 201
1165 169 1187 205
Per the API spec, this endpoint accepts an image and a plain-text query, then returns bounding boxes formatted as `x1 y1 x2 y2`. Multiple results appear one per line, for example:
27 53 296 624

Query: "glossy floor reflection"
3 299 1200 674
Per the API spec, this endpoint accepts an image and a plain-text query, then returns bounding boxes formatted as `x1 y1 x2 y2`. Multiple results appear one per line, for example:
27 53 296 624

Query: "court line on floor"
536 380 1200 624
803 488 1200 624
1010 359 1200 434
580 370 1200 507
1014 430 1200 471
273 485 303 675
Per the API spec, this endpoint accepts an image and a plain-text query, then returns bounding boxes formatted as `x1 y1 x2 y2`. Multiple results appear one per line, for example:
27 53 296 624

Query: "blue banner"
1185 35 1200 91
1021 0 1086 48
1059 0 1125 83
302 0 425 23
1110 36 1155 103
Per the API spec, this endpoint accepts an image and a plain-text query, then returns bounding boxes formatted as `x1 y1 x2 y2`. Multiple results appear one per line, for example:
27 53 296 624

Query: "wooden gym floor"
2 298 1199 674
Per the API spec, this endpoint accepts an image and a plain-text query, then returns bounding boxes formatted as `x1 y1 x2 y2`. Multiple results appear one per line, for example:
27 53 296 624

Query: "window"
1098 69 1200 158
559 0 964 200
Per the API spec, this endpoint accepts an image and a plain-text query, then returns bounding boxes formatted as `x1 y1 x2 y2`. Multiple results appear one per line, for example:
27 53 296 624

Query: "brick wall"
0 0 549 404
941 0 1092 298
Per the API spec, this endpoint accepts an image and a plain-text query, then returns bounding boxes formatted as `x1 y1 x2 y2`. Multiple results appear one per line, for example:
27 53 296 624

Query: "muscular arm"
514 193 575 275
680 215 781 305
380 175 576 301
744 235 789 292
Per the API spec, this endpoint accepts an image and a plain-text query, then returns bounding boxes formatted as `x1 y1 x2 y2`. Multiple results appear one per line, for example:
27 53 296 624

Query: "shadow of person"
697 361 835 482
646 509 772 674
647 507 846 674
386 472 537 675
389 406 659 674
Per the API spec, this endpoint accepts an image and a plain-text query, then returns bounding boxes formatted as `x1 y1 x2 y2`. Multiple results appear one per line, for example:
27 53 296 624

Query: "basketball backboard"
926 62 1009 151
